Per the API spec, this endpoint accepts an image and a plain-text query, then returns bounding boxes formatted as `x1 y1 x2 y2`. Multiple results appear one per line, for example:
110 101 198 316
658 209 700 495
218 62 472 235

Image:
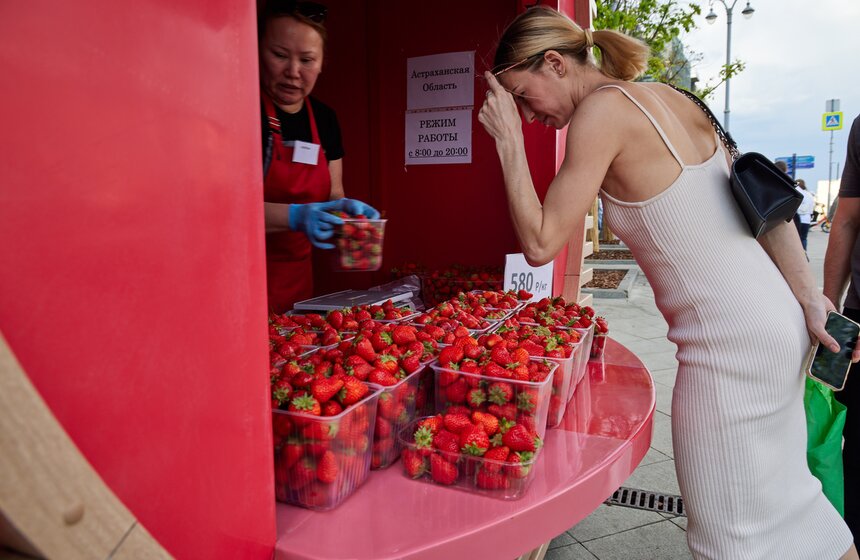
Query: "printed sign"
405 109 472 165
822 112 843 131
504 253 554 299
407 51 474 110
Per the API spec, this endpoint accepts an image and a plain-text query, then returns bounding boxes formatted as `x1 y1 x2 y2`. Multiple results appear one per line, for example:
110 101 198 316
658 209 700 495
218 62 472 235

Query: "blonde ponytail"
493 6 649 82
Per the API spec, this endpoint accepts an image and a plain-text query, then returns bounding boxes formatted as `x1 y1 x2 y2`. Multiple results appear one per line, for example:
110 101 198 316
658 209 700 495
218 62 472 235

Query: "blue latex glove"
288 200 345 249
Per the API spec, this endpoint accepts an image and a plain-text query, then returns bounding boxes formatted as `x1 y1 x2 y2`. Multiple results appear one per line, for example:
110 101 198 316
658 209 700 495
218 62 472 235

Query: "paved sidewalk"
545 227 830 559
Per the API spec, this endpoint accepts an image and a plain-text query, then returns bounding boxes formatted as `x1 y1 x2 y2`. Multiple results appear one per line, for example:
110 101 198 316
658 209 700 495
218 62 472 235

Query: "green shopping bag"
805 377 847 516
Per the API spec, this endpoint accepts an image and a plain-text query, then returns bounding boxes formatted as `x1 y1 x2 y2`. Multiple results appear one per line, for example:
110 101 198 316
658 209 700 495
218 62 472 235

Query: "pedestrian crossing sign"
822 111 843 131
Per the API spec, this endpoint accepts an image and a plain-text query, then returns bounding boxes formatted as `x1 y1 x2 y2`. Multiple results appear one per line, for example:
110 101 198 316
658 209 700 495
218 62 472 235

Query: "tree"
593 0 743 98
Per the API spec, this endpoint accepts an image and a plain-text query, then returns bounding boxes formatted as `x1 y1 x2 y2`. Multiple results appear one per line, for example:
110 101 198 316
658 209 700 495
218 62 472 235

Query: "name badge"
292 140 320 165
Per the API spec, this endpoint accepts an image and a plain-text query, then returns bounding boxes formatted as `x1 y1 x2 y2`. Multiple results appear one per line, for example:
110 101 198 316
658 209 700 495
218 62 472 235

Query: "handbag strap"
667 83 741 161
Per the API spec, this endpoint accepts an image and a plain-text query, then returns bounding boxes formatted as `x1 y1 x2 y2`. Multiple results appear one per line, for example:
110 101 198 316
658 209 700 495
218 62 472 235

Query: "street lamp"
706 0 754 132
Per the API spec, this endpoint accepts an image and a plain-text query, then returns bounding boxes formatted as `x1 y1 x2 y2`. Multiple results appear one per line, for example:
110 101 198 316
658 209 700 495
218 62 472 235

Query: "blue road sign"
776 155 815 173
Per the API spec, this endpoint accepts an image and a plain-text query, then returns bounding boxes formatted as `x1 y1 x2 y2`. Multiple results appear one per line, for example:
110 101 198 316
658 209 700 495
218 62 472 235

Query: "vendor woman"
259 0 378 312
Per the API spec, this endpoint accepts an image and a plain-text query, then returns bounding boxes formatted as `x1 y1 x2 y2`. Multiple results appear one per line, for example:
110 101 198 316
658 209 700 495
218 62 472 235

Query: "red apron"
263 93 331 313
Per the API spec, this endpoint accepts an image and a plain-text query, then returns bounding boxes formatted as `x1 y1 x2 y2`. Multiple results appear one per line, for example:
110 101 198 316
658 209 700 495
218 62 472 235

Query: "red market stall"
0 1 651 559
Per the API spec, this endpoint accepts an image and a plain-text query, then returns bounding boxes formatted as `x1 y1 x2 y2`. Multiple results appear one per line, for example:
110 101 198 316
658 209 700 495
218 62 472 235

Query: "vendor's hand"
287 201 345 250
477 71 523 146
334 198 380 220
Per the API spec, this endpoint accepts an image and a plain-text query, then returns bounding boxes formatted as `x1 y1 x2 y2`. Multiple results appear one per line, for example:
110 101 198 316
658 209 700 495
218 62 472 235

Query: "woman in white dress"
478 6 857 559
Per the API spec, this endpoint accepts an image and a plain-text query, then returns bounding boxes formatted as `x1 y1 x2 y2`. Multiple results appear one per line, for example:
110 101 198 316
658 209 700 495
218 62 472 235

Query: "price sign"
504 253 554 299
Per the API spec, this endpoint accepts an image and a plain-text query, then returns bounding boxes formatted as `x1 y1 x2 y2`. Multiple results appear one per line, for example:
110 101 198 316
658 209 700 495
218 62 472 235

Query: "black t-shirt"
261 96 344 162
838 116 860 307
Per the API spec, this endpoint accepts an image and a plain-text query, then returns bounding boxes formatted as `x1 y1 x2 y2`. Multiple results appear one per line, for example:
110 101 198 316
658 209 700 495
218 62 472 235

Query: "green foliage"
594 0 745 99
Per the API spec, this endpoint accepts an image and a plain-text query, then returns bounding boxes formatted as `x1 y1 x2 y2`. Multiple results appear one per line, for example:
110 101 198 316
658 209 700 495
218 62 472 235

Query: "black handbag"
670 85 803 238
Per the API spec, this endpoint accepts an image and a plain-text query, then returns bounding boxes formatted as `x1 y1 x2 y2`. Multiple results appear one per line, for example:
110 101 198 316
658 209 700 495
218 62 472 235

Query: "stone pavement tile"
669 516 688 531
549 530 578 550
623 454 680 494
638 446 671 467
647 410 674 459
616 338 665 357
651 367 677 388
654 382 672 416
570 504 665 542
580 520 692 560
545 543 599 560
637 350 678 372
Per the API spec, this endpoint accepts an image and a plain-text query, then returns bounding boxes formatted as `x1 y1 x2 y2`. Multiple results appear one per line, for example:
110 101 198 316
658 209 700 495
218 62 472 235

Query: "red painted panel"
0 2 274 558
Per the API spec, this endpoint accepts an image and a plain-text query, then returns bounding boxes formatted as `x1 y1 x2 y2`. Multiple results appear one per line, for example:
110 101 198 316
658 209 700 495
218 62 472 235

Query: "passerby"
824 113 860 548
795 179 815 252
479 6 855 559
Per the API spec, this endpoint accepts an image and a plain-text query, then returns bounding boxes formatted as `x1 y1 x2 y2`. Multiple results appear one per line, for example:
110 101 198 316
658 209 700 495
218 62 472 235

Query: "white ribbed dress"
598 85 854 559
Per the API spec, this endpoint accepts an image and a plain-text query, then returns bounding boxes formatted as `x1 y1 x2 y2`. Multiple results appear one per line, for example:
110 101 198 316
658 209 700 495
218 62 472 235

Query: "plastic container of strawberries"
430 358 557 439
371 360 434 470
272 384 383 511
333 218 387 272
396 419 541 500
591 331 607 359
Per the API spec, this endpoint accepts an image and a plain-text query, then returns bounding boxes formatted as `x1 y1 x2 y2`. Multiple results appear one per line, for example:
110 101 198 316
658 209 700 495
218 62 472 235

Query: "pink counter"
275 338 655 560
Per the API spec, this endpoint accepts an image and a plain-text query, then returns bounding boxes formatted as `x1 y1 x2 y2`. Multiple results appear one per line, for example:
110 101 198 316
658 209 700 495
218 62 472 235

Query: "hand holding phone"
806 310 859 391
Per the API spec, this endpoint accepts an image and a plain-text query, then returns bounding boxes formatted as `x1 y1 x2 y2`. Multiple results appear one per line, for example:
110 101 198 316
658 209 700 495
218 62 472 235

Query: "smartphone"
806 311 859 391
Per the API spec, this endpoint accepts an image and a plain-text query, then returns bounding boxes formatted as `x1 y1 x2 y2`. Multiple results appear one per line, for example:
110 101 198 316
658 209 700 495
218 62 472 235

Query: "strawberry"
413 425 435 451
516 391 537 413
417 414 443 434
280 440 304 469
490 345 513 366
502 424 538 452
430 454 458 485
354 337 377 362
375 354 399 375
401 353 422 374
488 402 518 421
392 325 417 345
304 440 330 457
316 450 338 484
288 394 321 416
310 378 344 404
511 347 530 366
402 449 428 478
443 413 473 434
375 416 393 439
476 469 509 490
432 429 460 455
272 414 294 439
438 345 464 367
506 451 535 478
487 382 514 405
368 368 398 386
339 377 369 405
481 445 511 473
272 378 294 408
288 458 316 489
466 387 487 408
459 424 490 456
445 378 469 404
471 411 500 435
370 330 393 352
321 400 343 416
327 309 344 330
302 422 338 440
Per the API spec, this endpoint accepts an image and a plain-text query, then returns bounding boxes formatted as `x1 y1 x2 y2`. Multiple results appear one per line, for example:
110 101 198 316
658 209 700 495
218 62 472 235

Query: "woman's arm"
757 221 841 352
265 202 291 233
328 158 345 200
478 74 618 266
824 197 860 306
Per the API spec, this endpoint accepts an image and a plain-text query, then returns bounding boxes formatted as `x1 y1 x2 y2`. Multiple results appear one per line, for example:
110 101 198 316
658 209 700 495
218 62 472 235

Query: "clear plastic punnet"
272 384 383 510
371 360 434 470
430 358 557 440
334 218 387 272
397 419 542 500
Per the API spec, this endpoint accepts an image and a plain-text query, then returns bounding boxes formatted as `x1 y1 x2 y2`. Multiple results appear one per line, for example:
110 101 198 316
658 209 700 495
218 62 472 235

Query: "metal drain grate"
605 486 685 516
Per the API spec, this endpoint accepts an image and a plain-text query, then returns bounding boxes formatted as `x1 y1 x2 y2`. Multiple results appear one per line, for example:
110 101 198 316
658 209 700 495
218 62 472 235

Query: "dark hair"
494 6 649 81
259 1 328 43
